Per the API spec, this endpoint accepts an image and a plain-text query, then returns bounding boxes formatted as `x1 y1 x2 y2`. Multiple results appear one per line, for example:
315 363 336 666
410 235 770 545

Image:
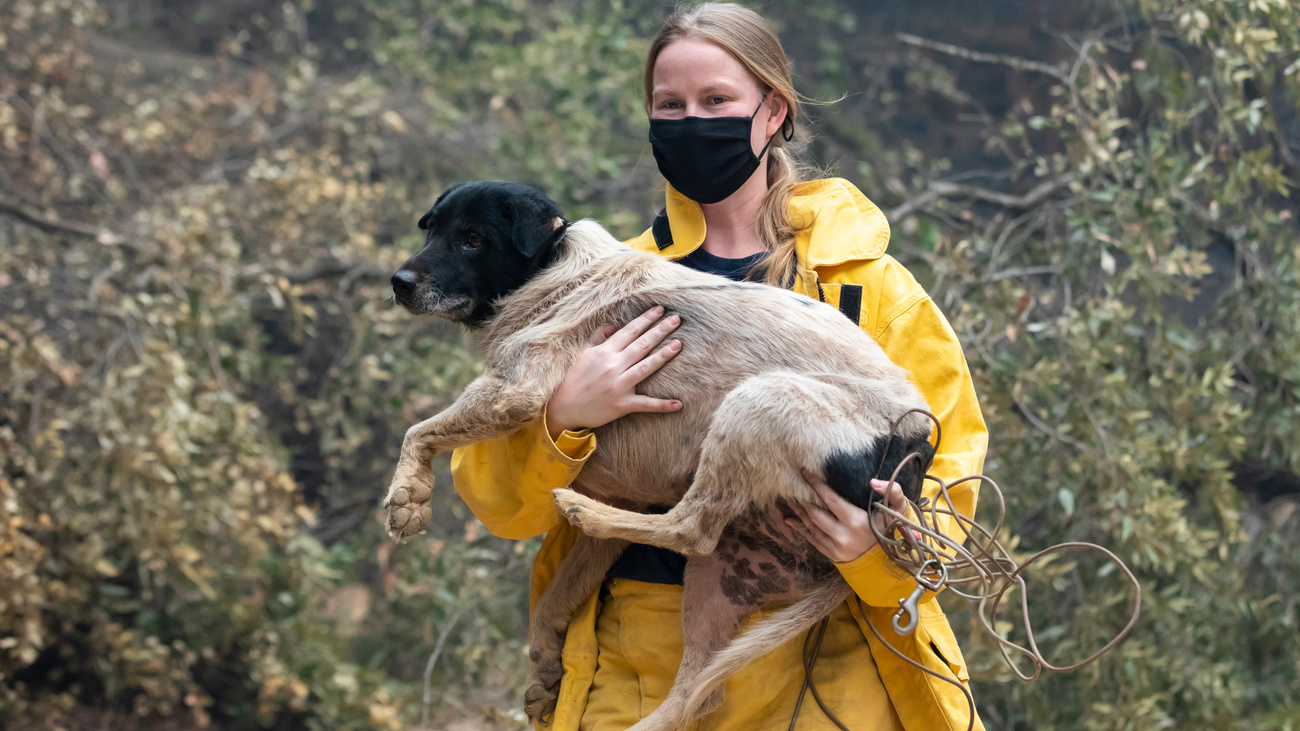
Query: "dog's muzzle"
391 268 473 318
391 268 418 300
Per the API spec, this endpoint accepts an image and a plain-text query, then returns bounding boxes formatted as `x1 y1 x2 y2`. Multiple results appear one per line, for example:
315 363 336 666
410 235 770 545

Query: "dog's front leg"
385 371 552 538
525 534 627 724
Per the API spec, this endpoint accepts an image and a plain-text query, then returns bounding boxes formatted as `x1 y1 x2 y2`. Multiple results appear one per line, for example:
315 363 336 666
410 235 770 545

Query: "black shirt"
604 245 769 585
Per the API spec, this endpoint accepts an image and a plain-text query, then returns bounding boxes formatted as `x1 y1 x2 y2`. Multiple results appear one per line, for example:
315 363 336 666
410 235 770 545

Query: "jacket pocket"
919 617 970 682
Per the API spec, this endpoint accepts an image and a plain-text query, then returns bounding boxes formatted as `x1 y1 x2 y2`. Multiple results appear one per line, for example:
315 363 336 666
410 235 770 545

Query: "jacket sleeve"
450 409 597 540
834 279 989 607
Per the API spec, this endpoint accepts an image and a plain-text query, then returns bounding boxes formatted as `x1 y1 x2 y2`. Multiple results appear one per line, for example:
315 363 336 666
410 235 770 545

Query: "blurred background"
1 0 1298 728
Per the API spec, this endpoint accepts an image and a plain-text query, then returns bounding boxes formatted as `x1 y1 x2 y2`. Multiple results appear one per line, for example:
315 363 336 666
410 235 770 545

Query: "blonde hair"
644 2 810 287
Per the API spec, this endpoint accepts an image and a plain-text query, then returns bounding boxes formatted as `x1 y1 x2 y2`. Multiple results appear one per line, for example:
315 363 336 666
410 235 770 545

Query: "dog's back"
501 220 932 512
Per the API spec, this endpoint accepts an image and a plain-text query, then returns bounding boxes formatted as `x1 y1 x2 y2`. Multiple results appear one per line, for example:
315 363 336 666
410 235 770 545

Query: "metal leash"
789 409 1142 731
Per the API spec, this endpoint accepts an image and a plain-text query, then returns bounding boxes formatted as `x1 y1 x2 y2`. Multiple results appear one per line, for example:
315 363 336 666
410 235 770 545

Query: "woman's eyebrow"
652 82 744 98
696 83 743 96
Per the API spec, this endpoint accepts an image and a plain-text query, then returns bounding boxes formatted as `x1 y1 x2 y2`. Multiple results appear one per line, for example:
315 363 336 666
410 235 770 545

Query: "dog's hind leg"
623 552 761 731
386 366 561 538
525 534 627 725
552 447 749 555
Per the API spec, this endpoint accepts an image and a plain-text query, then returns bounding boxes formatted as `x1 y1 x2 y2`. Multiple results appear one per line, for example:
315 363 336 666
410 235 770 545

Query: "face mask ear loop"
752 94 793 159
752 93 781 163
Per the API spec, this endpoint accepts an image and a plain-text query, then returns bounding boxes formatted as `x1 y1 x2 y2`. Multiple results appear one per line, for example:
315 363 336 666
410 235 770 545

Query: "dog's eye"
465 233 483 249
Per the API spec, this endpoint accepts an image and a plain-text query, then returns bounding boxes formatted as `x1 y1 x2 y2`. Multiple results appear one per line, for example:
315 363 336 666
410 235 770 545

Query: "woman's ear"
765 94 790 140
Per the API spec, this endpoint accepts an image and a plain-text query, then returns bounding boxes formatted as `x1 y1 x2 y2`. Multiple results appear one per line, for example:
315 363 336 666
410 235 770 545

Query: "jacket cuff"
836 542 936 608
542 406 597 462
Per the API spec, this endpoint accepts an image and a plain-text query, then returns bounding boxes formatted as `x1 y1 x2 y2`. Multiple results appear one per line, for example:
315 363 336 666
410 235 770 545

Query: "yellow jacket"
451 179 989 731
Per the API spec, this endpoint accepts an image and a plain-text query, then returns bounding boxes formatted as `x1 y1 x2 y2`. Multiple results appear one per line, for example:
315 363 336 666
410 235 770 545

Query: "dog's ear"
511 195 566 259
418 184 464 230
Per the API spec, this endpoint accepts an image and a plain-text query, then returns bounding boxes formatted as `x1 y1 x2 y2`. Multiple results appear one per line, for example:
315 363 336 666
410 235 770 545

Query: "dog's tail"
682 578 854 714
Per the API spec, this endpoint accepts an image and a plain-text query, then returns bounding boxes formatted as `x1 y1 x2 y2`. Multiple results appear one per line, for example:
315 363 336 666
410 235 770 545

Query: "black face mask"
648 97 787 205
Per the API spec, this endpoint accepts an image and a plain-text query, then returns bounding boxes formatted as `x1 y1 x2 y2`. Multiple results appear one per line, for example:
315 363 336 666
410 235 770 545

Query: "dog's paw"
523 657 564 724
523 680 561 725
551 489 600 532
384 470 434 539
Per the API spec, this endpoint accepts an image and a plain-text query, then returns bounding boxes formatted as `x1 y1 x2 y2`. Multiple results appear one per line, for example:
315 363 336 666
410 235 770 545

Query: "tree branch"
896 33 1071 83
889 174 1075 222
284 259 391 291
0 194 124 244
987 264 1058 282
420 607 465 729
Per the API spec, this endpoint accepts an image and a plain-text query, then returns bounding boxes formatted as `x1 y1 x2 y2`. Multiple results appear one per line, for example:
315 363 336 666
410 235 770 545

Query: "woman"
451 4 988 730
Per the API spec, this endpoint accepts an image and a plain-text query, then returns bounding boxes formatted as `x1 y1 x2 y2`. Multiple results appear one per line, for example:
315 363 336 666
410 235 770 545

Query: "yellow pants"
580 580 904 731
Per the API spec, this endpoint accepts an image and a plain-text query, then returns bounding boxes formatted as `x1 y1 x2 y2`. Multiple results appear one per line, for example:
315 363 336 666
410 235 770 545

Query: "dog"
385 181 934 731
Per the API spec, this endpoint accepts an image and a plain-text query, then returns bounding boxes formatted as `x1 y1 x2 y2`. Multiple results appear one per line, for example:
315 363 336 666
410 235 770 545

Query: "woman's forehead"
652 38 756 95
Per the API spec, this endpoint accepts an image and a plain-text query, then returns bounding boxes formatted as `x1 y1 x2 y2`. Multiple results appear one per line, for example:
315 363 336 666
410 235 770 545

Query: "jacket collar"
644 177 891 269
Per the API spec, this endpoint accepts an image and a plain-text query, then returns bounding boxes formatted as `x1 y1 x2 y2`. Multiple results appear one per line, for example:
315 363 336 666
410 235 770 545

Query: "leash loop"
791 408 1142 731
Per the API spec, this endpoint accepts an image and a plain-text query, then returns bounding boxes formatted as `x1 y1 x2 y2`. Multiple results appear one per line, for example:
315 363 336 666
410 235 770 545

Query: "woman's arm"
449 308 683 540
789 270 989 606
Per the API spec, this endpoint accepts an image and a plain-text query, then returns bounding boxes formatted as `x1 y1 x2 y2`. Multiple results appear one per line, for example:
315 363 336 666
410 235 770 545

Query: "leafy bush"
2 0 1298 729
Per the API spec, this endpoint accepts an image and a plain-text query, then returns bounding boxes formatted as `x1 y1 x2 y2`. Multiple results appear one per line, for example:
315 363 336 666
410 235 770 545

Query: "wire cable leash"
793 409 1142 731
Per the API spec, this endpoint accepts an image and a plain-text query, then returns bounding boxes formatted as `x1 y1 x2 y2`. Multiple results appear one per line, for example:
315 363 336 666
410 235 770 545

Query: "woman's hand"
783 470 916 563
545 306 683 439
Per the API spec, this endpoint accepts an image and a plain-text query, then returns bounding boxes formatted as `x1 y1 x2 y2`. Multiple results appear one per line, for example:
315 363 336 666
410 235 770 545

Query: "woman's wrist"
544 404 584 441
544 408 568 441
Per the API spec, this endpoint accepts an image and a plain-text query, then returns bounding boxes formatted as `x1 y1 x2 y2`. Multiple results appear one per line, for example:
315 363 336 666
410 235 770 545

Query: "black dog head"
391 182 567 326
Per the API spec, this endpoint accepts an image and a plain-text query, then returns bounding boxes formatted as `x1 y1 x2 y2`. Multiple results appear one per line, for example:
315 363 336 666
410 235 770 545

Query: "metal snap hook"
892 584 927 635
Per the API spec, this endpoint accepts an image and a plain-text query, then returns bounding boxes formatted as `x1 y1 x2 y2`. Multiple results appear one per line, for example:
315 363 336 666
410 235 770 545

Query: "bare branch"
889 174 1075 222
1014 397 1099 459
420 608 465 729
283 259 391 293
0 194 123 244
896 33 1070 83
987 264 1059 282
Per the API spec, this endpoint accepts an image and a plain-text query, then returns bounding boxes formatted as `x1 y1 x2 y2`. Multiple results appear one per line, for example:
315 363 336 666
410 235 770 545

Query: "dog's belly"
708 506 838 605
577 403 718 506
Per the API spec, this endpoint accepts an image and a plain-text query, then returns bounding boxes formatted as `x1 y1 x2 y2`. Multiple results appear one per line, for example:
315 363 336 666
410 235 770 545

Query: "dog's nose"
392 268 418 297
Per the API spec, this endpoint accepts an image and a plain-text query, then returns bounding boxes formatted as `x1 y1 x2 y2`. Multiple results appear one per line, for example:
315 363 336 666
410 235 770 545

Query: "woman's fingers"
800 500 852 543
618 314 681 369
628 339 682 382
546 309 686 435
616 339 683 415
787 517 837 558
588 322 618 346
870 479 923 542
624 394 683 413
771 504 798 542
602 306 669 352
790 499 841 542
810 477 870 531
870 479 908 513
785 503 837 554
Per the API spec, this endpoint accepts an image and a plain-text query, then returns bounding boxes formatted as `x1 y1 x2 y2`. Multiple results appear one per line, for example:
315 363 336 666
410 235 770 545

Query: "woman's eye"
660 100 681 110
465 233 483 249
708 95 726 105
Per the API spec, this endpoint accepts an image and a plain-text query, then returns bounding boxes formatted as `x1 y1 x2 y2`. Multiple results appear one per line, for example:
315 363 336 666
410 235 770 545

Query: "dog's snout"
392 268 418 297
